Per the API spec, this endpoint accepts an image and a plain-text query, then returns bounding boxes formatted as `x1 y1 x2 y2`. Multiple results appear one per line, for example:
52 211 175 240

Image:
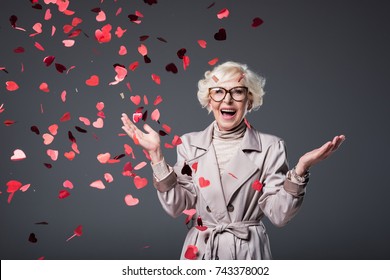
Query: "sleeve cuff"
151 158 172 181
283 177 307 197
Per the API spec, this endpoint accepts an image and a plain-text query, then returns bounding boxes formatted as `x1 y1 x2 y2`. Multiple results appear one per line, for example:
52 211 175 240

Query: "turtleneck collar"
213 120 247 141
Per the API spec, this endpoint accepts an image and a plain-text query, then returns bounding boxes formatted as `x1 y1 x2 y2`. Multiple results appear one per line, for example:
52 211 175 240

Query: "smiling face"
208 78 250 131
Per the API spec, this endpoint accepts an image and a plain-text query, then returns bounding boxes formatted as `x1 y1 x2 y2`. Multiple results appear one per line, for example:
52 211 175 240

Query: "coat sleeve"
153 139 197 218
258 140 307 227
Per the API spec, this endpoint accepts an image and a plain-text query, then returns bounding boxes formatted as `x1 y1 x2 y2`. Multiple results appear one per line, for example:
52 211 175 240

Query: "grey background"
1 0 389 260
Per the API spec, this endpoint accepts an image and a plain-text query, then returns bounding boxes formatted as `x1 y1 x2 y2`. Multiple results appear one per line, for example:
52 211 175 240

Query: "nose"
223 92 233 103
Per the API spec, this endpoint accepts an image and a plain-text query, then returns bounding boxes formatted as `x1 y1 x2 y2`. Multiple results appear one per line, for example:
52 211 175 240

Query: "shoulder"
250 126 285 150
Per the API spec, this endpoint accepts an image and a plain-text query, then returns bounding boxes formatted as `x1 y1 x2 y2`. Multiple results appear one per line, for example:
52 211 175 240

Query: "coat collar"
189 120 262 152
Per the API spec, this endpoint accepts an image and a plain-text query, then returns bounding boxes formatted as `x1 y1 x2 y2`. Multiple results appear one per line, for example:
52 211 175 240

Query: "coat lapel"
221 125 262 204
186 122 230 223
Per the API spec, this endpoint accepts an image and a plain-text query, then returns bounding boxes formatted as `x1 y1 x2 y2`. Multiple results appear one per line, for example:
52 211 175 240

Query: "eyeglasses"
208 86 248 102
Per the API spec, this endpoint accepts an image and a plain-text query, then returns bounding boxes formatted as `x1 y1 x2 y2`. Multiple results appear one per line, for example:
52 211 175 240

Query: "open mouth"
220 109 236 119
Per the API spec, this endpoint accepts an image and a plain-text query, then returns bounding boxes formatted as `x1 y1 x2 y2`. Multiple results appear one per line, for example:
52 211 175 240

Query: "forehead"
213 76 245 89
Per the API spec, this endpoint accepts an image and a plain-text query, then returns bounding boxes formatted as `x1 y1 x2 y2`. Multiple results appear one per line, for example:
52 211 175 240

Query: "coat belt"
203 220 260 260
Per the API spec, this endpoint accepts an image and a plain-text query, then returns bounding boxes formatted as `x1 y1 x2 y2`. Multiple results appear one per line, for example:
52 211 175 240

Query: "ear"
247 101 252 111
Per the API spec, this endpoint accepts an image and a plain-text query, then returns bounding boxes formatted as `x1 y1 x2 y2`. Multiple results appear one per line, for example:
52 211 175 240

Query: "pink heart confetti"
63 180 74 189
92 118 104 128
20 184 31 192
79 117 91 126
97 153 111 164
151 109 160 122
47 149 59 161
44 9 52 20
172 135 182 146
119 45 127 55
134 161 147 170
39 82 50 92
90 180 106 189
130 95 141 105
124 194 139 206
62 39 75 47
104 173 114 183
48 124 58 135
138 44 148 56
197 39 207 48
10 149 26 161
42 133 54 145
115 26 127 38
217 8 229 19
96 102 104 111
96 11 106 22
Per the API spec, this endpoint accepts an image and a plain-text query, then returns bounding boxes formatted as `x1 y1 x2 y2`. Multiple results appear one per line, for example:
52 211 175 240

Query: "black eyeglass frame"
208 86 249 102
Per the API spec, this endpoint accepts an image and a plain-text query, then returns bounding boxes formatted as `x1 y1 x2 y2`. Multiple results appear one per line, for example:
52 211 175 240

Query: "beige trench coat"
154 122 307 260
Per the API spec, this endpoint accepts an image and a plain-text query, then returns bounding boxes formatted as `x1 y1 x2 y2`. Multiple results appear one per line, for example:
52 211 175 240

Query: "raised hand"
121 113 163 164
295 135 346 176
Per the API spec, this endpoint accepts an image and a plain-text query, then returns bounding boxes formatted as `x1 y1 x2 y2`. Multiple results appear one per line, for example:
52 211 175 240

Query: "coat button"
227 204 234 212
206 206 211 212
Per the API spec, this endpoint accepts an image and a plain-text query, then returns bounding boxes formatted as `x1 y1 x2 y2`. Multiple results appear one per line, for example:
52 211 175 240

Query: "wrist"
295 161 309 177
149 148 163 164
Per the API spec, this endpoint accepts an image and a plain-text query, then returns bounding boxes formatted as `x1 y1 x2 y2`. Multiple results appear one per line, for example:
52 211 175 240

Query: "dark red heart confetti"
139 35 149 41
144 0 157 5
181 163 192 177
165 63 178 74
177 48 187 59
29 233 38 243
30 126 40 135
251 17 264 28
9 15 17 28
214 28 227 41
55 63 67 73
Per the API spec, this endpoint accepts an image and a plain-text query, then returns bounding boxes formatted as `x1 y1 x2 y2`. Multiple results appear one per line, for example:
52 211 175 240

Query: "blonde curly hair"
197 61 266 113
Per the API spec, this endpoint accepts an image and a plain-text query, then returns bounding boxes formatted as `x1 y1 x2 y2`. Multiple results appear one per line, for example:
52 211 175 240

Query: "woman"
121 61 345 260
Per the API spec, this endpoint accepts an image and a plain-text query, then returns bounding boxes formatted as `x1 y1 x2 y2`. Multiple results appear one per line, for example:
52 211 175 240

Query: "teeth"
221 109 236 112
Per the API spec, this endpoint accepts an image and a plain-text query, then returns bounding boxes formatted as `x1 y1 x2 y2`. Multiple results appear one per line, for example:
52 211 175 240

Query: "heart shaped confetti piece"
104 173 114 183
134 161 147 170
79 117 91 126
20 184 31 192
42 133 54 145
214 28 227 41
66 225 83 242
29 233 38 243
151 74 161 85
172 135 182 146
39 82 50 92
10 149 26 161
6 81 19 91
43 56 55 66
134 176 148 189
252 180 263 192
151 109 160 122
96 10 106 22
199 177 210 188
90 180 106 189
124 194 139 206
195 226 208 231
59 190 70 199
93 118 104 128
48 124 58 135
191 162 198 173
197 40 207 48
181 163 192 177
62 39 75 47
251 17 264 28
63 180 74 189
47 149 58 161
165 63 178 74
208 58 219 65
64 151 75 161
184 245 198 260
97 153 111 164
130 95 141 105
138 44 148 56
217 8 229 19
86 75 99 86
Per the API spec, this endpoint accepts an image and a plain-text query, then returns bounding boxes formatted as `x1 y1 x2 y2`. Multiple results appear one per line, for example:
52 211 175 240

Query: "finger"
331 135 346 152
143 123 157 135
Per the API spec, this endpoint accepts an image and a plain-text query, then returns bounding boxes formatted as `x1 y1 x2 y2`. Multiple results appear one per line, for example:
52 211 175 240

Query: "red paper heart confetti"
199 177 210 188
172 135 182 146
104 173 114 183
10 149 26 161
60 112 71 122
6 81 19 91
42 133 54 145
252 180 263 192
151 109 160 122
208 58 219 65
151 74 161 85
86 75 99 86
92 118 104 128
48 124 58 135
64 151 75 161
79 117 91 126
59 190 70 199
138 44 148 56
191 162 198 173
39 82 50 92
124 194 139 206
43 56 55 66
184 245 198 260
29 233 38 243
134 176 148 189
197 40 207 48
